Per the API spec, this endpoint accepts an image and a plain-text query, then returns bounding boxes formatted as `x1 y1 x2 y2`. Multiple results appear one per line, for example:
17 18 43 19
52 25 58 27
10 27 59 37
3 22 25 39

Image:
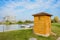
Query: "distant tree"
17 21 23 24
0 22 2 24
24 20 33 23
4 20 12 25
51 19 54 23
53 16 59 23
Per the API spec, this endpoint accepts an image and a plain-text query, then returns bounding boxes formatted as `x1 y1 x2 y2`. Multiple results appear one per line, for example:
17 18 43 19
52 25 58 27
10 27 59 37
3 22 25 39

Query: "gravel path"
57 37 60 40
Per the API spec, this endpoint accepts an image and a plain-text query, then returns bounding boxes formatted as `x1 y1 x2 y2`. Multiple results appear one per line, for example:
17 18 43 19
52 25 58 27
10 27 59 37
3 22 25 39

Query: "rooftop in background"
32 12 53 16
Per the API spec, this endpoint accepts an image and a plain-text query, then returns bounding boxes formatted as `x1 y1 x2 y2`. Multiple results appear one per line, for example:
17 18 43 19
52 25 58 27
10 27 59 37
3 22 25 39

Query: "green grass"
0 23 60 40
52 23 60 27
51 23 60 37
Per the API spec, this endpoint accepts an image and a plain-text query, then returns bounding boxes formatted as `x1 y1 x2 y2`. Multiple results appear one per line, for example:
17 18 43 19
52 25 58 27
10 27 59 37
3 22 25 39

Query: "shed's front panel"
33 16 51 36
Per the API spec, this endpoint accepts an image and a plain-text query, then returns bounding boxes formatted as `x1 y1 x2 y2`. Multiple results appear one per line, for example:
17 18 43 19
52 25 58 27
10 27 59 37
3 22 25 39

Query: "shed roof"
32 12 52 16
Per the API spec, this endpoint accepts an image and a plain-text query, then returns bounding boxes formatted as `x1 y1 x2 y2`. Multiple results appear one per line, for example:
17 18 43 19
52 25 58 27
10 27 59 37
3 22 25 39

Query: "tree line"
0 20 34 25
0 16 59 25
51 16 60 23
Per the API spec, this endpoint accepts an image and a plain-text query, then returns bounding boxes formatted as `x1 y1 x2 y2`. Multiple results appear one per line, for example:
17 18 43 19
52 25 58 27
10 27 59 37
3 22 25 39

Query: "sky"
0 0 60 21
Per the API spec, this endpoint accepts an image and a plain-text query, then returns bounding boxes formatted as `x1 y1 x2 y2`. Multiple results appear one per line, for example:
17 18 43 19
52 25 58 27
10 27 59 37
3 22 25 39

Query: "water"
0 24 33 32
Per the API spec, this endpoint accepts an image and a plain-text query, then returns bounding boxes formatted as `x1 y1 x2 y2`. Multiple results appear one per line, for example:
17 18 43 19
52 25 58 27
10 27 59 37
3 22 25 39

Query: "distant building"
3 16 16 23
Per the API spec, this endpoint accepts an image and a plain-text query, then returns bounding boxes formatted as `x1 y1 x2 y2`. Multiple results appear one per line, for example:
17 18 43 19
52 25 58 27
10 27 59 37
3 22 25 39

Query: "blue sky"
0 0 60 21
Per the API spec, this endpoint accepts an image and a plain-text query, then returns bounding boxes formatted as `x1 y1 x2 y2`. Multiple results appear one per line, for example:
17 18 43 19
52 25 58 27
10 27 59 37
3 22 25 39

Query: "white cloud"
0 0 60 20
0 0 59 13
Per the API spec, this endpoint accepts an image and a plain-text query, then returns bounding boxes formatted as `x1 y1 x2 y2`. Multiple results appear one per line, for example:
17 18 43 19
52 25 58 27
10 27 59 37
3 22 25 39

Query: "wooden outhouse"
32 12 52 37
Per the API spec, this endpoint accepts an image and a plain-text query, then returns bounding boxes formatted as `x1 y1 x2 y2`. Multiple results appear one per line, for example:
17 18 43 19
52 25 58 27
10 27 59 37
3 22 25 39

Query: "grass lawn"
0 23 60 40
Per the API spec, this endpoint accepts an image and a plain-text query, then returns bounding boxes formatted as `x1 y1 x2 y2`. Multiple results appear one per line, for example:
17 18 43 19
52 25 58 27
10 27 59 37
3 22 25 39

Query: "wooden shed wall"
33 16 51 35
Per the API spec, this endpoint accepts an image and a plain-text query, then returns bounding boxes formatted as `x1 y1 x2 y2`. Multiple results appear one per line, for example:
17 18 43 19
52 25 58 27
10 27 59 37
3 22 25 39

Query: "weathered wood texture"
33 15 51 36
